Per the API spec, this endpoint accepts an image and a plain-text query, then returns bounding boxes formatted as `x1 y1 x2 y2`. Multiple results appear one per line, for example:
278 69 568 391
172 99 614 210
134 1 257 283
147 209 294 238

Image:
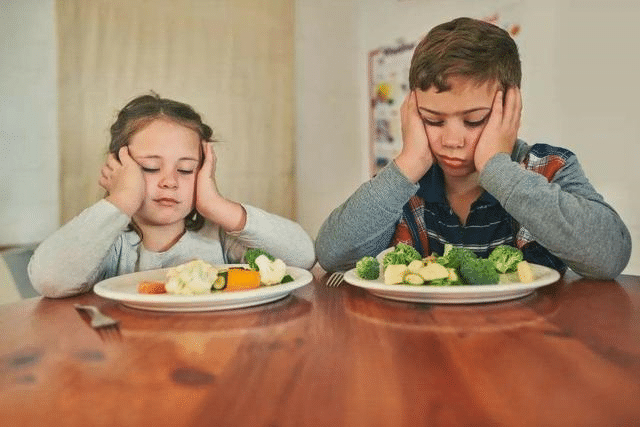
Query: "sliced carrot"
137 281 167 294
225 268 261 291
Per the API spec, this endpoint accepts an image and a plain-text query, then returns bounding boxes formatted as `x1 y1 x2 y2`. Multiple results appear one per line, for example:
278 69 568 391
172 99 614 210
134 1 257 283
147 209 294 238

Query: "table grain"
1 266 640 426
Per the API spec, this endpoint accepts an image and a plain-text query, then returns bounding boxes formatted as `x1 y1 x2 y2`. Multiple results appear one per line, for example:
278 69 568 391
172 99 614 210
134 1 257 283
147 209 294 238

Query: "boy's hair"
109 92 216 231
409 17 521 92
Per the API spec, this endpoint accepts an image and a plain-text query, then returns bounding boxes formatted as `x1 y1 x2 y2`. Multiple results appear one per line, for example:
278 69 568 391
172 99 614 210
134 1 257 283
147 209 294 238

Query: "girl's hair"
109 92 216 231
409 17 521 92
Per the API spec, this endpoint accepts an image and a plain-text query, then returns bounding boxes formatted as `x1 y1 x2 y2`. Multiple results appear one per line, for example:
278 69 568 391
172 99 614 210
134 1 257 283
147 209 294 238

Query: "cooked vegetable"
212 275 227 290
165 260 219 295
255 254 287 285
382 243 421 268
437 244 477 269
416 263 449 281
488 245 524 273
224 268 261 291
384 264 408 285
356 256 381 280
137 281 166 294
281 274 294 284
459 257 500 285
244 248 275 270
402 272 425 285
517 261 534 283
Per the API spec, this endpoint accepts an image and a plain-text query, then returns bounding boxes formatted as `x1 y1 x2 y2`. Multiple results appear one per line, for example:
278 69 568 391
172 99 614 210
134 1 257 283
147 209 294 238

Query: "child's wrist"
394 153 431 183
105 194 137 217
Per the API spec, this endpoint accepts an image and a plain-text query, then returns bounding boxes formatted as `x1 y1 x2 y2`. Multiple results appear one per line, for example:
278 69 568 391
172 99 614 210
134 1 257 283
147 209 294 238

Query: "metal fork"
74 304 121 341
326 271 345 287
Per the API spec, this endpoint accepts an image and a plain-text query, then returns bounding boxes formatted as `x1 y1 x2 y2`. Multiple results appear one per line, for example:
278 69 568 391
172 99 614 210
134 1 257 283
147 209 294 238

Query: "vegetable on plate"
355 243 537 286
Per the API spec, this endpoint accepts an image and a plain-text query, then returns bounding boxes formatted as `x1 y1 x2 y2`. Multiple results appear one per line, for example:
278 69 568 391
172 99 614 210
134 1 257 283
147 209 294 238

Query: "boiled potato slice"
517 261 534 283
407 260 424 272
384 264 408 285
417 263 449 281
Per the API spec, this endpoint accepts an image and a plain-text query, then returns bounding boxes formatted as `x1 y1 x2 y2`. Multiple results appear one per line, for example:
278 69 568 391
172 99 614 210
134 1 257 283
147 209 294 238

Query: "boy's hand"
101 146 145 217
474 86 522 172
395 91 434 183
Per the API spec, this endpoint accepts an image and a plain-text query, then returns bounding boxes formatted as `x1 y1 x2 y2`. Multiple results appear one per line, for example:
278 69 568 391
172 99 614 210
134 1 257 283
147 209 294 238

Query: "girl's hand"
394 91 434 183
195 142 247 231
195 142 221 215
474 86 522 172
101 146 145 217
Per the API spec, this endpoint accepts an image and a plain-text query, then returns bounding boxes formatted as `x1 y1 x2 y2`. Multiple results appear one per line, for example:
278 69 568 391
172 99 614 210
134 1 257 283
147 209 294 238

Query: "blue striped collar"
416 164 500 207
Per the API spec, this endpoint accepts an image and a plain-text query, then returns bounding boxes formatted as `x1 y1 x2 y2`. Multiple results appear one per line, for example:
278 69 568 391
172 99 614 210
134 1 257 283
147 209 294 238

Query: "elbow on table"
28 264 89 298
570 239 632 280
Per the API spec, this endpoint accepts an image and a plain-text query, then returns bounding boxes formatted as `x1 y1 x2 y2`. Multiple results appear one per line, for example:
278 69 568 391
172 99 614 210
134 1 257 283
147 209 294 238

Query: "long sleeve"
314 162 419 272
480 152 632 279
219 204 316 270
28 200 131 297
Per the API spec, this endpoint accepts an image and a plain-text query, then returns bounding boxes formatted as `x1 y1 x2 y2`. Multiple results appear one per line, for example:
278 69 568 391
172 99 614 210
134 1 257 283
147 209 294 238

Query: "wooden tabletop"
1 266 640 426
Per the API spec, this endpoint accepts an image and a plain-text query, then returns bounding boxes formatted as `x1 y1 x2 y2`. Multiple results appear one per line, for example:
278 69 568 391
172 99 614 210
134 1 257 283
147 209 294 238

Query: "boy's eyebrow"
419 106 491 115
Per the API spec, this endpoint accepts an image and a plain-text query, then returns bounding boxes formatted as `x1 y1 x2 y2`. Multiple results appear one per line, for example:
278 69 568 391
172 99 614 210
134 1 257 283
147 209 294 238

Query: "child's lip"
439 155 465 167
154 198 179 206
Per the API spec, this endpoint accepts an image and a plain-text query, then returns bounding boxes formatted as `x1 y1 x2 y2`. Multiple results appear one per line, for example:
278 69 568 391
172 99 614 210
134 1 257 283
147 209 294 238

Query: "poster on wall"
368 4 522 176
368 40 415 175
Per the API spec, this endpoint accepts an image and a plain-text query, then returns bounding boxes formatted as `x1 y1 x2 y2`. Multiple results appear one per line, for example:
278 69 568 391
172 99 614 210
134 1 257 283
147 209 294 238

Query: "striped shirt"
391 144 569 272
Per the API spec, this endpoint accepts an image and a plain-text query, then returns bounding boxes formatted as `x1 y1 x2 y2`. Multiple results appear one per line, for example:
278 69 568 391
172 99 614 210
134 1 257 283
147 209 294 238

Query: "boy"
315 17 631 279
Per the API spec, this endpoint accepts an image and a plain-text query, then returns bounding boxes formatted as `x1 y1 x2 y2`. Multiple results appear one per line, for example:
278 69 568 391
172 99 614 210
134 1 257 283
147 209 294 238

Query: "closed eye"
178 169 195 175
464 116 489 128
423 118 443 127
141 167 159 173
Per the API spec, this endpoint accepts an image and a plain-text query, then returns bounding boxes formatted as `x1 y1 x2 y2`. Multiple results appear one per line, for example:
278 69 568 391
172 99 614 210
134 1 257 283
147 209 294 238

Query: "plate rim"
343 263 560 304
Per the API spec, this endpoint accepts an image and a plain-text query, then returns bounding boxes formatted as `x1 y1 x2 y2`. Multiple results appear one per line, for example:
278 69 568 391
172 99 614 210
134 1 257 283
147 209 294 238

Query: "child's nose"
159 172 178 189
441 124 465 148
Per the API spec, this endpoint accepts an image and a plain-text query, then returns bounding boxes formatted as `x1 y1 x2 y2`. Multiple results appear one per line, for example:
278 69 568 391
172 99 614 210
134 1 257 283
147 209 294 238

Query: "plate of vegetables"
342 243 561 304
93 249 313 312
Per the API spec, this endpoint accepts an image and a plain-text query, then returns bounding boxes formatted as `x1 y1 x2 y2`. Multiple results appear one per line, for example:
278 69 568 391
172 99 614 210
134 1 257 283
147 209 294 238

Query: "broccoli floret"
437 244 477 269
382 243 421 268
488 245 523 273
356 256 381 280
459 257 500 285
244 248 274 270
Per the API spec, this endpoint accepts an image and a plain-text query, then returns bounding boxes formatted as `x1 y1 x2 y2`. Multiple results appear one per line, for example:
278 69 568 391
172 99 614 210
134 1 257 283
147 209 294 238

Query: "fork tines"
326 272 345 287
74 304 121 342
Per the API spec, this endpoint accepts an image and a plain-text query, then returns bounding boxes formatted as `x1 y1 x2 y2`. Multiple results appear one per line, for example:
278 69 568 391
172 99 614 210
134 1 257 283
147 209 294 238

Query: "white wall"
0 0 58 245
296 0 639 275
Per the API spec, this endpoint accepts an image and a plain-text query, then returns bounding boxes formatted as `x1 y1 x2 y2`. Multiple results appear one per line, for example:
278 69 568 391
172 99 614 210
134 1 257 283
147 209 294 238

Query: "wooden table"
2 266 640 426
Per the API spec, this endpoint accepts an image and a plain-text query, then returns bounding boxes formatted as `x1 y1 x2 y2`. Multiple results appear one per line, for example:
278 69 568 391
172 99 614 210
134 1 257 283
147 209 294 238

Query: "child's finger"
118 146 132 164
502 87 521 130
200 142 217 177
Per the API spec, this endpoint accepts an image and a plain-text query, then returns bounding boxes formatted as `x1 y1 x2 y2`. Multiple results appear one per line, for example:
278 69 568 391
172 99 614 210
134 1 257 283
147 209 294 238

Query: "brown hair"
409 17 521 92
109 92 216 231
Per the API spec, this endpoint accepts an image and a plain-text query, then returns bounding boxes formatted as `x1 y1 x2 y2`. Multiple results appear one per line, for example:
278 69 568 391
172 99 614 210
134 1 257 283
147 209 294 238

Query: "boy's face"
415 75 499 178
128 118 201 229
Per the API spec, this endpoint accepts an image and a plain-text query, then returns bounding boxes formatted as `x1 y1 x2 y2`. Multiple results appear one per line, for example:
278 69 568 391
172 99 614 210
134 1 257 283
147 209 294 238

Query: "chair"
0 244 39 304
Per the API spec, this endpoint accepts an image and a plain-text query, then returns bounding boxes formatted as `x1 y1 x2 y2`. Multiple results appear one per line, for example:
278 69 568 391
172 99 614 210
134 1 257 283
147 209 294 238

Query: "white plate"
343 263 561 304
93 265 313 312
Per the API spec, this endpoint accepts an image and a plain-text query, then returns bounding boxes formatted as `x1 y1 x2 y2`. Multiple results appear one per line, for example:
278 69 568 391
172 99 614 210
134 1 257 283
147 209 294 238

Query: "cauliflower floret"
165 260 218 295
254 254 287 285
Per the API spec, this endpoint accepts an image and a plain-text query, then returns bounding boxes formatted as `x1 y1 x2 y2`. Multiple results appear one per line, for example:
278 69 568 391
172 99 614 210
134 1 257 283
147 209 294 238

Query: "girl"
29 93 315 297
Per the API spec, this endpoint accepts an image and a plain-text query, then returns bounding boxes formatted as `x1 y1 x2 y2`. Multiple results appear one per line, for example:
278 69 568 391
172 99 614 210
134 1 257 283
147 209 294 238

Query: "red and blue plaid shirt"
390 144 571 272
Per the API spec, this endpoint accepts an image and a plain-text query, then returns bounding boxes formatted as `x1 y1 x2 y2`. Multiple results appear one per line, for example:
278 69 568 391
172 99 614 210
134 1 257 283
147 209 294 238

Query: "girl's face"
415 76 498 178
128 118 201 229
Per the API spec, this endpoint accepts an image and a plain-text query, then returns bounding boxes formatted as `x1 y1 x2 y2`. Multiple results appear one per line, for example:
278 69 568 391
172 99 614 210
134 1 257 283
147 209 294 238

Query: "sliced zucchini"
402 272 425 285
212 272 227 290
